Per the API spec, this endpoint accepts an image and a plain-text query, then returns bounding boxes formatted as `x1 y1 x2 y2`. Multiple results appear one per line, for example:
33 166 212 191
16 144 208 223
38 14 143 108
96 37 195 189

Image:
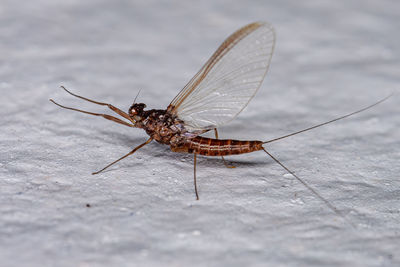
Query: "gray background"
1 0 399 266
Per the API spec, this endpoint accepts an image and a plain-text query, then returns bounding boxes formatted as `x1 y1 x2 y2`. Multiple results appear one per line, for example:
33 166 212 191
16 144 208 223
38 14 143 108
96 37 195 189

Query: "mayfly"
50 22 389 220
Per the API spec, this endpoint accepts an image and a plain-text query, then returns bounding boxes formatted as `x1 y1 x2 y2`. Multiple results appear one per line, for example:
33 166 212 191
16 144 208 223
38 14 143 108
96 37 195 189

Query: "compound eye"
137 103 146 109
129 106 137 116
129 103 146 117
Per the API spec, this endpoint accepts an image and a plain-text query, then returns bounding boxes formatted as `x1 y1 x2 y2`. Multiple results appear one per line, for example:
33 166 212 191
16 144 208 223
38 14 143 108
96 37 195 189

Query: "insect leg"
214 129 235 168
193 153 199 200
50 99 134 127
92 138 153 175
261 147 354 227
59 86 134 122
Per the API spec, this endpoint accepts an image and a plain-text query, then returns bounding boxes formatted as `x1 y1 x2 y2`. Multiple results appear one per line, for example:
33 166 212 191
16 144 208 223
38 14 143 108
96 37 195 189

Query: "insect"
50 22 389 221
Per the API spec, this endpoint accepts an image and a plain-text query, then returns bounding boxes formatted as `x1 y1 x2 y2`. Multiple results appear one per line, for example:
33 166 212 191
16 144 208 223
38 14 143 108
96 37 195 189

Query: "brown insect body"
131 103 262 156
129 103 183 144
172 137 263 156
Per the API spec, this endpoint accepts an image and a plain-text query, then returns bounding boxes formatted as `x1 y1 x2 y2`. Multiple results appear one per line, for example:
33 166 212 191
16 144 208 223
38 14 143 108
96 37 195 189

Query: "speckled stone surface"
1 1 399 266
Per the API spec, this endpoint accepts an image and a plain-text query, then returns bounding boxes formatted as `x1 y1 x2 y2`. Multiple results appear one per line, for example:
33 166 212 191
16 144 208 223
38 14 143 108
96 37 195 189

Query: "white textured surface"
1 1 399 266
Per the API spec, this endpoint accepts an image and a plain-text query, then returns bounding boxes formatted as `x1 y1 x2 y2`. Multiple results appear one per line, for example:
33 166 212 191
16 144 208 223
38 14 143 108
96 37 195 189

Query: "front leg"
60 86 134 123
50 99 134 127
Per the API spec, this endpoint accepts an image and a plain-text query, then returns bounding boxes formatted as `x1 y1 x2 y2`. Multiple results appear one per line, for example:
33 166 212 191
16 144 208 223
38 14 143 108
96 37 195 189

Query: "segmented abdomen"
172 136 263 156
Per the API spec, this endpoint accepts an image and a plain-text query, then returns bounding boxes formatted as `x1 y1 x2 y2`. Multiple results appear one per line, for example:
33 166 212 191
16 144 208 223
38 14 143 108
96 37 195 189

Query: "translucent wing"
168 22 275 132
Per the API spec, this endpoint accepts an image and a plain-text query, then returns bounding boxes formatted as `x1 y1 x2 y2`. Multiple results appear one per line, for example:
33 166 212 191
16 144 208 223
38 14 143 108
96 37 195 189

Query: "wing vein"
169 22 275 133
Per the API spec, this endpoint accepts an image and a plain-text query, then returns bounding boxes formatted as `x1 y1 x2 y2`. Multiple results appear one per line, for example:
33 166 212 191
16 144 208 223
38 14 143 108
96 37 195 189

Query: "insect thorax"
135 109 188 145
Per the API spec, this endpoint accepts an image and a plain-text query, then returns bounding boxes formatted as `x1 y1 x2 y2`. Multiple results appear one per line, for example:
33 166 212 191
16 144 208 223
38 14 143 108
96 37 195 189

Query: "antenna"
133 89 142 104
